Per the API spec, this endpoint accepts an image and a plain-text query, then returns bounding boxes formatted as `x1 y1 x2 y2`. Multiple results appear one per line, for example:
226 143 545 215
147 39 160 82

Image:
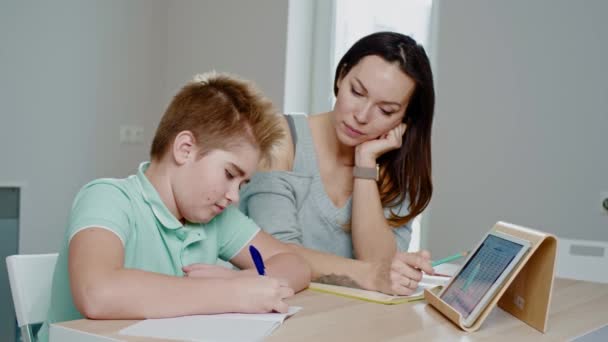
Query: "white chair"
6 253 58 342
556 238 608 283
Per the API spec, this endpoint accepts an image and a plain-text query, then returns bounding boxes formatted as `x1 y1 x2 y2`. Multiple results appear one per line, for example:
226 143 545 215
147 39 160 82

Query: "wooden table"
51 278 608 341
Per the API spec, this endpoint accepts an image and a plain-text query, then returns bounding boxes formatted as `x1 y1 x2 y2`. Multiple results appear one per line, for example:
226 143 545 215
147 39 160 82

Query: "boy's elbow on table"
270 252 311 292
73 281 118 319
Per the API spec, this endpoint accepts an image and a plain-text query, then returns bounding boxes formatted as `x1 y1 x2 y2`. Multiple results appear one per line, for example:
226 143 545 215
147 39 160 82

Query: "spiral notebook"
309 274 449 304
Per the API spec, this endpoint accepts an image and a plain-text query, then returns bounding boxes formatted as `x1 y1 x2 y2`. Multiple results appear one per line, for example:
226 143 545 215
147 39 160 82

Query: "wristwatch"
353 164 379 181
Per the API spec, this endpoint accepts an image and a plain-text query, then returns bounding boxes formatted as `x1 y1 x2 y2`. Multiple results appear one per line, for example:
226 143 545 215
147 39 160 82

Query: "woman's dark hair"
334 32 435 227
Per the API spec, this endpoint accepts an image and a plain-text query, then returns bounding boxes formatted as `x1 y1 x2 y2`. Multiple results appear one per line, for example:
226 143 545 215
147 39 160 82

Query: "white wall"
283 0 314 114
427 0 608 255
283 0 336 115
165 0 288 109
0 0 289 253
0 0 167 253
10 0 603 260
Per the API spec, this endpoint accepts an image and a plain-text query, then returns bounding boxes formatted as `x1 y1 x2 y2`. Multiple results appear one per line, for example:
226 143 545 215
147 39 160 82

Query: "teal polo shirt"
38 162 260 342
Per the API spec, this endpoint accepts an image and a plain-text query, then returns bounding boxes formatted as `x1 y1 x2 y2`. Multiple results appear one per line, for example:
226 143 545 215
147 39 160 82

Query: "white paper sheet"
433 262 461 277
119 306 302 342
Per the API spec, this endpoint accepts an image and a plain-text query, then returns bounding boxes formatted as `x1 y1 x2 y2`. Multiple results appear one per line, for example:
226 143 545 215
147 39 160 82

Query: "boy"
38 72 311 341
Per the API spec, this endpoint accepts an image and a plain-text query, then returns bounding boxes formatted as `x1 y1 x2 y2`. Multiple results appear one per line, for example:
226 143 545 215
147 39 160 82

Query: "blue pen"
249 245 266 276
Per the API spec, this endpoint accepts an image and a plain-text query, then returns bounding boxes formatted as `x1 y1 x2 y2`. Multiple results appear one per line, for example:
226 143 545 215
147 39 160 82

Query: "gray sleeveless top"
239 114 411 258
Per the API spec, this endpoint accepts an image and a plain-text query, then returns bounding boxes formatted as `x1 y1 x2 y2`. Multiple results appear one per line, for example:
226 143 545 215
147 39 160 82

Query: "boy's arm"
69 228 290 319
229 230 311 292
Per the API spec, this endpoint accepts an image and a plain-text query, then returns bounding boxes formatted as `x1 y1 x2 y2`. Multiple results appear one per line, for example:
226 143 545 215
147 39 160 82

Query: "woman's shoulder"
259 114 295 172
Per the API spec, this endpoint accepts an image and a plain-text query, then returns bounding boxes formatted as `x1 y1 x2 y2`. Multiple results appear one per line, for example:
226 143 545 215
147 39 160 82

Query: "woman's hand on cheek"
355 123 407 166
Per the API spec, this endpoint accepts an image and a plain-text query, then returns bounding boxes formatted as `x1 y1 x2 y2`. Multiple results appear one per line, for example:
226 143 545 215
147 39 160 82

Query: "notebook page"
309 275 450 304
119 306 301 342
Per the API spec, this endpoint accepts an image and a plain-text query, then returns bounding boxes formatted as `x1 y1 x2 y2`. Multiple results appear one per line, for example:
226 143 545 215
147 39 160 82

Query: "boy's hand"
231 276 294 313
182 263 255 278
184 264 294 313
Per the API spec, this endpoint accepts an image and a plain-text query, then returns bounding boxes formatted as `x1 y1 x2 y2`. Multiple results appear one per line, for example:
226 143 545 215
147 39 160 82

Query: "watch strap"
353 164 379 181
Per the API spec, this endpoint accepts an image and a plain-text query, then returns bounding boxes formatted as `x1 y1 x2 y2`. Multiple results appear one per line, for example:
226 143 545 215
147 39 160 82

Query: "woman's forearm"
284 243 382 290
351 177 397 261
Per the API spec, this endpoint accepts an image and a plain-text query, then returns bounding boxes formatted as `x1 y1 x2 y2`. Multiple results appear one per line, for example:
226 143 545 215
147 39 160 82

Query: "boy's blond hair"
150 72 284 164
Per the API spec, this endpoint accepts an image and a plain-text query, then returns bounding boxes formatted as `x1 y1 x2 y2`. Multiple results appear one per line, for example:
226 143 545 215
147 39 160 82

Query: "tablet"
439 231 531 327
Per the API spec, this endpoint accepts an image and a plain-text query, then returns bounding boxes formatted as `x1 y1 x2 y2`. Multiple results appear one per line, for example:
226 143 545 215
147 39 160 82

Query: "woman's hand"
355 123 407 167
367 250 434 295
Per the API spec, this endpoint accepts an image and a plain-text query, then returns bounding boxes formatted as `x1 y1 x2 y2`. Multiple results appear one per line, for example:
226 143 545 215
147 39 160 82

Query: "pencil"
431 251 469 267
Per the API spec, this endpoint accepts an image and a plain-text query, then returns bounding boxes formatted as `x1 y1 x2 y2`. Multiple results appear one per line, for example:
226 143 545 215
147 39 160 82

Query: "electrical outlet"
602 192 608 214
120 125 144 144
131 126 144 143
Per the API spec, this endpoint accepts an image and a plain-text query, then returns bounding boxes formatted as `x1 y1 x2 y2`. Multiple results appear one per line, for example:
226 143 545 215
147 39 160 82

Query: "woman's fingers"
388 123 406 148
390 281 416 296
418 249 431 261
390 269 419 289
391 258 423 282
388 249 436 294
396 252 434 275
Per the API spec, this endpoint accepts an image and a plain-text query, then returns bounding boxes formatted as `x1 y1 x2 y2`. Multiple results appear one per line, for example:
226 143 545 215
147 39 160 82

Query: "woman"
240 32 435 295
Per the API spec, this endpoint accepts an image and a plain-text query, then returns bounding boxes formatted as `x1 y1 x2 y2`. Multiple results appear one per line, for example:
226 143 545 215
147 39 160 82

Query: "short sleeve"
67 181 133 245
239 171 309 245
384 201 413 252
215 206 260 261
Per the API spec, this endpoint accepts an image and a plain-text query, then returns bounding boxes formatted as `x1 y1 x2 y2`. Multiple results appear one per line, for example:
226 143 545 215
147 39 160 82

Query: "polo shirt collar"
136 161 183 230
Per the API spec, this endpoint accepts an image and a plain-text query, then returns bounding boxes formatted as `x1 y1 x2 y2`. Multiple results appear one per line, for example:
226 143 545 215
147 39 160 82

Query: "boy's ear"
172 131 196 165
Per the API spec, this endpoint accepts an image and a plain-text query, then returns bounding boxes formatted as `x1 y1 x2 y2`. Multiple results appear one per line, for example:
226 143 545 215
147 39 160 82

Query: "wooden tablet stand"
424 221 557 333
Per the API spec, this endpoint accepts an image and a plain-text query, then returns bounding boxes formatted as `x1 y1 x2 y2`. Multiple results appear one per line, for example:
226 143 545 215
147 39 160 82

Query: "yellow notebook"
308 275 449 305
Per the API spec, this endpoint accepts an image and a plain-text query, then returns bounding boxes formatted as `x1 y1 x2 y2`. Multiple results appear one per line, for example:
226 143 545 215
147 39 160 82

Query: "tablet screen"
440 234 525 319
